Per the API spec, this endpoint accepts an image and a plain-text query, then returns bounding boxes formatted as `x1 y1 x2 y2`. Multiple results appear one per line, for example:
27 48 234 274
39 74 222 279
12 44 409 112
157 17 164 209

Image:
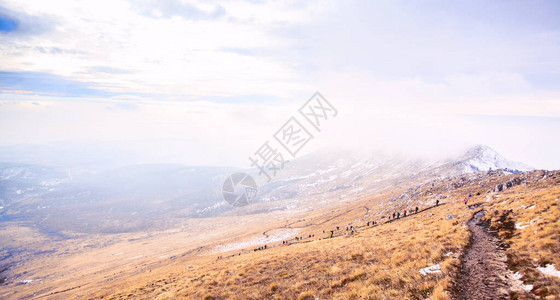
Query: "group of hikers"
282 234 315 245
389 206 419 220
216 195 478 261
253 245 267 251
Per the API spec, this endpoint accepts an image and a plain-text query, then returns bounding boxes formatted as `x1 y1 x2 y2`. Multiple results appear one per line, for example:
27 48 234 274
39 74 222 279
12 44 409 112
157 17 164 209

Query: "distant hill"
0 144 535 235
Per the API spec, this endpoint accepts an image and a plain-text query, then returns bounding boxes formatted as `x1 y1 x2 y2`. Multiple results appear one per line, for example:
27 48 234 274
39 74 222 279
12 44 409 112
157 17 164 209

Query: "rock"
495 184 504 192
447 213 455 220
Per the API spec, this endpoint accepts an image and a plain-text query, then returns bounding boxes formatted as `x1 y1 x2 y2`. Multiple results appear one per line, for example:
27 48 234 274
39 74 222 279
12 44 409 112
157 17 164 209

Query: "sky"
0 0 559 169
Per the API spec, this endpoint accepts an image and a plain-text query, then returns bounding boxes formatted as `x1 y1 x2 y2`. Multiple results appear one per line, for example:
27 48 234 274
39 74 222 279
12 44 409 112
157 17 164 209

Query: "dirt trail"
454 210 513 300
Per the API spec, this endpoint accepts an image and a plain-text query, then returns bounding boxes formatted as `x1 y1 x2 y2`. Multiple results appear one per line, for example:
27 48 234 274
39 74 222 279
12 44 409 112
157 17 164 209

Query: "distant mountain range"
0 144 535 235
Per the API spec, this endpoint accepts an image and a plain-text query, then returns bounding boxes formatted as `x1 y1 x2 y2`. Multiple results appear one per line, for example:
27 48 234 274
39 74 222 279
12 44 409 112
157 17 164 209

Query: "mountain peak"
456 144 533 173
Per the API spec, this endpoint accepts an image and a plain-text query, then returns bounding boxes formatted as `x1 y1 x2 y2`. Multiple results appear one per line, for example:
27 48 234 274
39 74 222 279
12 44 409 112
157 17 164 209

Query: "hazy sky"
1 0 559 169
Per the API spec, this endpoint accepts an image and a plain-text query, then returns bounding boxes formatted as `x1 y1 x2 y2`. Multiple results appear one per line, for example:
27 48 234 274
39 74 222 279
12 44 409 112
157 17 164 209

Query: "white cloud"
1 0 559 168
1 0 329 97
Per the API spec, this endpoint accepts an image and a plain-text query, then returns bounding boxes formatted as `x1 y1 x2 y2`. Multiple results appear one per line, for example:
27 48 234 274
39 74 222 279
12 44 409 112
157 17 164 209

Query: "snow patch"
419 264 441 276
537 264 560 278
509 271 533 292
515 223 529 230
212 229 299 254
125 255 143 260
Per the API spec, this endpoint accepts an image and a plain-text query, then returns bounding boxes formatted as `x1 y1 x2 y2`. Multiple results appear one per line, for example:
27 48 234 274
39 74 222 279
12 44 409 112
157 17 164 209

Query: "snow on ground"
537 264 560 278
419 264 441 276
125 255 143 260
515 223 529 229
510 271 533 292
212 229 300 254
19 280 33 284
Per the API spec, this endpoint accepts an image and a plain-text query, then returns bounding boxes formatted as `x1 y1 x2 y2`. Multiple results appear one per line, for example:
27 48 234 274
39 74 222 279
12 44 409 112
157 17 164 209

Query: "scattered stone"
495 184 503 192
447 213 455 220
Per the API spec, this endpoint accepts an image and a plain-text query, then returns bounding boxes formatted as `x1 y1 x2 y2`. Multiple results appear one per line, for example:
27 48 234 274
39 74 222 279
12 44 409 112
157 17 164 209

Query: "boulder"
496 184 504 192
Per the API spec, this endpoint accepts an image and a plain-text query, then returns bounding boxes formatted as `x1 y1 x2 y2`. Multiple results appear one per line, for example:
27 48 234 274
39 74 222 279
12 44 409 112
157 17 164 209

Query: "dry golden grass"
2 170 558 299
96 195 474 299
481 180 560 298
92 170 560 300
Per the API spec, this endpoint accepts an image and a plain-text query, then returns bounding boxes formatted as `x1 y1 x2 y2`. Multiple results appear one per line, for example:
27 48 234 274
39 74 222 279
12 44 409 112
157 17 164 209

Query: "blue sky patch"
0 71 117 97
0 15 18 32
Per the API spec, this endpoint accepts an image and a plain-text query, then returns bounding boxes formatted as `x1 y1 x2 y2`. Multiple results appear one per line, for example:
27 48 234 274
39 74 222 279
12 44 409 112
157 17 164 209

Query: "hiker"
397 212 400 219
436 199 439 206
264 245 267 249
336 226 340 230
464 197 468 205
367 221 370 226
469 193 472 197
346 227 349 231
415 206 418 213
403 210 407 217
392 212 396 219
330 230 334 238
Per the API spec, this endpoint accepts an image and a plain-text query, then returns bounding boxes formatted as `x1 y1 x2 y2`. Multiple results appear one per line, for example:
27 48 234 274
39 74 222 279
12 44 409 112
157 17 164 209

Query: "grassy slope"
482 177 560 298
93 171 559 299
3 170 557 299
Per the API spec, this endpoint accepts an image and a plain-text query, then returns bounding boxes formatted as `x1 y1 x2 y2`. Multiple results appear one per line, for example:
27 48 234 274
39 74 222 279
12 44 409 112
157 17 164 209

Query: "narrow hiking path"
454 210 512 300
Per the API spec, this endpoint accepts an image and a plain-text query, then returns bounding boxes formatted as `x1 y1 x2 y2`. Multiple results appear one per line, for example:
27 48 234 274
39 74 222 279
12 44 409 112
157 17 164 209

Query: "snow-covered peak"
456 145 533 173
